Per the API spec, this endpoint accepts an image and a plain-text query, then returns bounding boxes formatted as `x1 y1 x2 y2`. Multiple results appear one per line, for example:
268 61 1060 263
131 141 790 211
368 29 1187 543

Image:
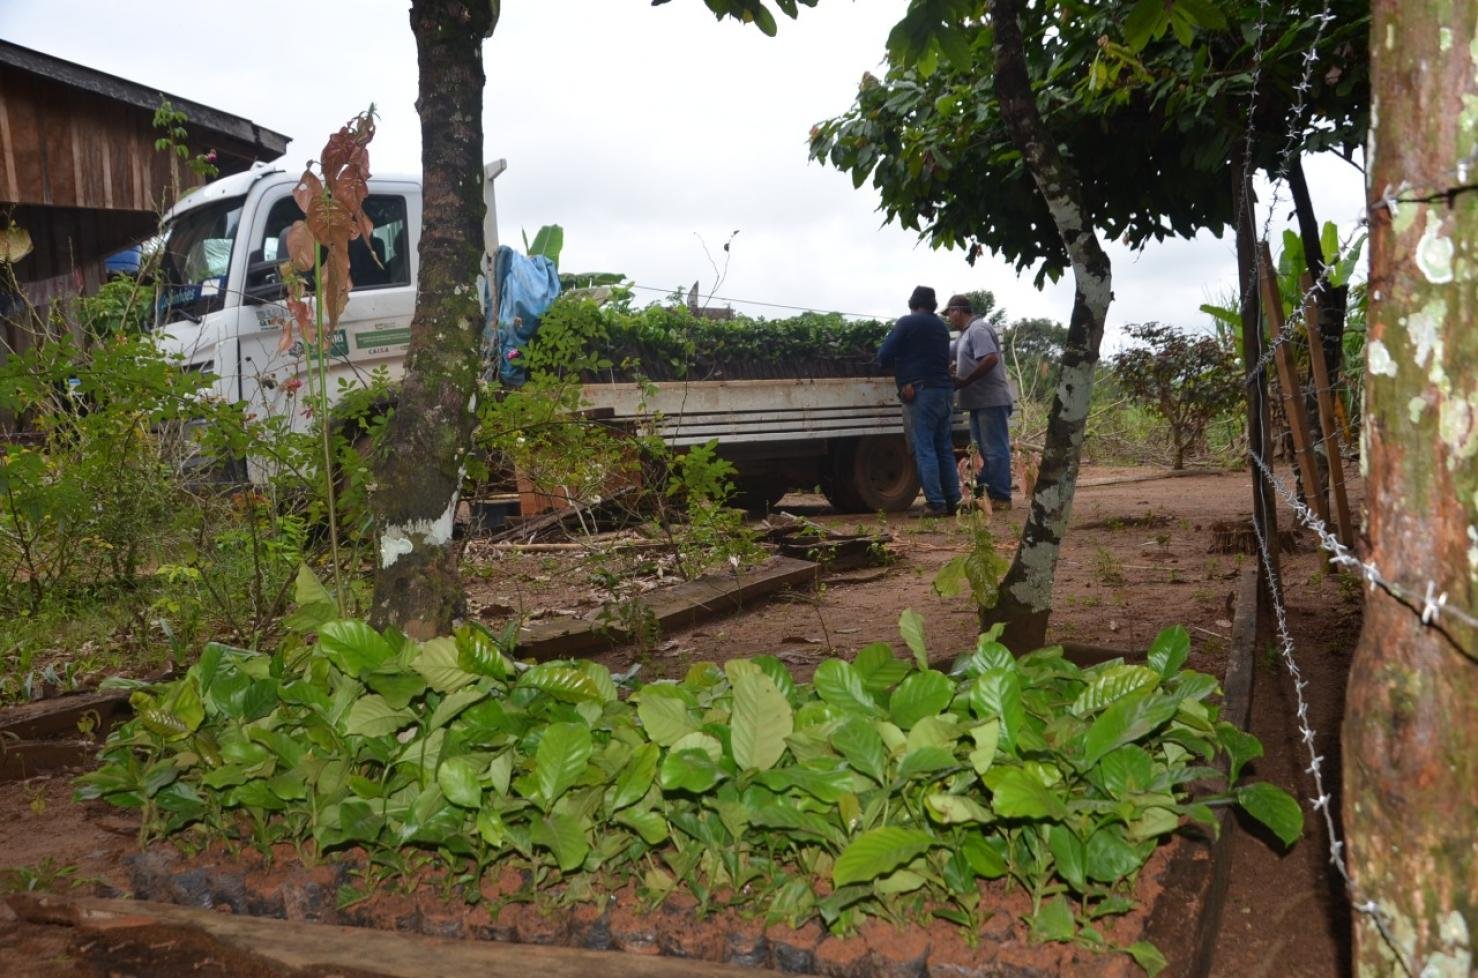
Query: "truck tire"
827 436 919 513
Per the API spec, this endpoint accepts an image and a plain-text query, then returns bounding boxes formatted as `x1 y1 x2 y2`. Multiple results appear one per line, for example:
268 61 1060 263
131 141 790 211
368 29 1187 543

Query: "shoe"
922 506 949 518
990 498 1012 512
946 501 961 516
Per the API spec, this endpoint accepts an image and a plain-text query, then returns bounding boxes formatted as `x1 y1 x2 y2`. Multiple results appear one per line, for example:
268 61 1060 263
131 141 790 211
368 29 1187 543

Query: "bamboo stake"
1257 243 1330 529
1299 274 1355 549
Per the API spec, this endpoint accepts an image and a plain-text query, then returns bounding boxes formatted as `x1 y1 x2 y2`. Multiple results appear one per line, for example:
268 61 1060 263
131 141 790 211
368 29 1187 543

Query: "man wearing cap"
876 286 961 517
945 294 1013 511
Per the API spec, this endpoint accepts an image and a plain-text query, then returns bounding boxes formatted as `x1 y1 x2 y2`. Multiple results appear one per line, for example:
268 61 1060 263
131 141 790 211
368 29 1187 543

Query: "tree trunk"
369 0 496 638
1345 2 1478 974
979 0 1112 653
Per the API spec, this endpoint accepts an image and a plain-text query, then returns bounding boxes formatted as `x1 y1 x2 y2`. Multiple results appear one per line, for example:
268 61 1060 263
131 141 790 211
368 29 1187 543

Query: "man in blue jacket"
876 286 961 516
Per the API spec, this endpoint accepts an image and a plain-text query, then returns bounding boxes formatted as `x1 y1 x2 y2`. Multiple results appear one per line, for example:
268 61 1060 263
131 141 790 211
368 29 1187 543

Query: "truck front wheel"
826 436 919 513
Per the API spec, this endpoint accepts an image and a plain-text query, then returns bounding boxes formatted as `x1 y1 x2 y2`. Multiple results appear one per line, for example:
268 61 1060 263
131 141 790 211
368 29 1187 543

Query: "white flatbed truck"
154 161 927 513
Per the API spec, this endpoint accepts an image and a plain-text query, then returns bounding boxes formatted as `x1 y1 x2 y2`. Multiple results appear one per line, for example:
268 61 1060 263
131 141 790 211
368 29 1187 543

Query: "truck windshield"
156 196 245 325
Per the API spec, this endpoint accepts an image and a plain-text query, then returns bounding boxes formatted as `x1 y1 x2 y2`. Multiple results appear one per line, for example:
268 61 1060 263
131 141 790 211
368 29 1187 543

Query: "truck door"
238 186 418 440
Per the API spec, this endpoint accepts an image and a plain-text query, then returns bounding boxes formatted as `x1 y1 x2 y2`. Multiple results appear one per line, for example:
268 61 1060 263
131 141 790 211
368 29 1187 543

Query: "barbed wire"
1258 6 1340 246
1248 451 1478 638
1236 0 1272 205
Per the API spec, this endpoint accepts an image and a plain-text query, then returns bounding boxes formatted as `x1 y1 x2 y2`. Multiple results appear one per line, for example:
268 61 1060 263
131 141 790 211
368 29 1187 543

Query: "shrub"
80 586 1299 971
1112 323 1242 470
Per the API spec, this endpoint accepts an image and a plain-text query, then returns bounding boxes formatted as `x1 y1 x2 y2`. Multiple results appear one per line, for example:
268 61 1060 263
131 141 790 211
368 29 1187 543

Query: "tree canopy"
808 0 1368 284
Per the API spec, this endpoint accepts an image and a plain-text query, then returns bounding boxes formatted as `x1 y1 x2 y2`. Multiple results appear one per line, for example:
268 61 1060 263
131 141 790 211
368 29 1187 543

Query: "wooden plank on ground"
7 894 782 978
1299 276 1355 549
517 556 819 661
0 688 130 741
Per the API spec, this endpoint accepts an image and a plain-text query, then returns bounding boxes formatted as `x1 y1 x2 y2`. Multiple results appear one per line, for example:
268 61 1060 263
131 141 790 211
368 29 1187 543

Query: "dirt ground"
0 463 1362 976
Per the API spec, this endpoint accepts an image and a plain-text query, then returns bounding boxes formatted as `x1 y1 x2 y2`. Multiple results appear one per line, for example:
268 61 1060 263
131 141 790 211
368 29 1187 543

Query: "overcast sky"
3 0 1366 349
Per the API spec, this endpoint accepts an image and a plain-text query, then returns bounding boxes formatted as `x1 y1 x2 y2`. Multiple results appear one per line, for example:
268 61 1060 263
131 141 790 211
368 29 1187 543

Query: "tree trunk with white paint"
1344 2 1478 974
979 0 1113 652
369 0 496 638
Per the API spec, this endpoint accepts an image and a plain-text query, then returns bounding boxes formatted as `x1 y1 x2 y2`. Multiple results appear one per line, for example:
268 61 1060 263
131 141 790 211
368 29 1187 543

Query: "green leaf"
658 748 723 794
985 766 1068 820
853 642 909 694
898 609 928 670
412 638 477 693
611 742 660 811
1072 664 1160 716
428 687 485 731
295 563 333 607
1048 824 1088 892
436 755 482 808
925 793 993 824
832 826 937 887
456 625 510 678
1146 626 1190 678
533 722 592 808
832 716 888 784
896 745 956 781
1123 0 1169 51
636 688 697 746
749 803 840 842
1236 782 1304 847
728 665 793 771
1126 940 1168 977
971 668 1025 750
755 760 854 803
888 669 953 729
1029 895 1075 943
1085 825 1149 882
1097 745 1155 798
813 659 879 715
531 813 588 872
366 669 427 710
1079 691 1179 770
318 621 396 679
520 663 602 703
476 809 508 847
1218 723 1264 784
967 721 1000 775
614 807 669 845
344 695 414 737
961 832 1008 878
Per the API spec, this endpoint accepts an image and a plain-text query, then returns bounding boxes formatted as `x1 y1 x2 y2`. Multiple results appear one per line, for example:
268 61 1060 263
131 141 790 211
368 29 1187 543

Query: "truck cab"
154 161 504 483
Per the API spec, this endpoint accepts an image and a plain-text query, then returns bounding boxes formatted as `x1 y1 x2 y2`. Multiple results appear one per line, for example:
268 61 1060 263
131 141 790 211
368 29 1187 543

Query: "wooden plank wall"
0 64 192 213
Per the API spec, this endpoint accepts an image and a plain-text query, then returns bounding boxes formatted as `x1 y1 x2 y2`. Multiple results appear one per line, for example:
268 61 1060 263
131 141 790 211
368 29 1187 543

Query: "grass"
0 589 174 706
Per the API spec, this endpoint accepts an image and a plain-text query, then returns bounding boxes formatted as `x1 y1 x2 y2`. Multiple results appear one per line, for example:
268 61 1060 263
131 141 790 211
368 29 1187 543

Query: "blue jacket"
876 311 951 389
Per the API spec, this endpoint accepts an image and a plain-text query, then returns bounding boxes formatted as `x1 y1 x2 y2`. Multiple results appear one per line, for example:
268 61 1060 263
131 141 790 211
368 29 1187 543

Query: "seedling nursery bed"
114 830 1216 978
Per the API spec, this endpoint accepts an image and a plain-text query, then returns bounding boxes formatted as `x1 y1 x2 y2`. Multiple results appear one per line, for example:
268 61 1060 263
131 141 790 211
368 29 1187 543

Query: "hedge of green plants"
78 573 1298 973
535 301 893 382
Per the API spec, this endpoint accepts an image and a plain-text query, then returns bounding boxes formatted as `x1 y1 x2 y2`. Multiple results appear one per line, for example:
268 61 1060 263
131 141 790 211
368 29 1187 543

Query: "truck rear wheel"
826 436 919 513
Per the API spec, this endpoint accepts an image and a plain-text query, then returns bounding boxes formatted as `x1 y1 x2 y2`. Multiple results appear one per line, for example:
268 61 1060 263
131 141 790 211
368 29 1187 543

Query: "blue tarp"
485 245 560 387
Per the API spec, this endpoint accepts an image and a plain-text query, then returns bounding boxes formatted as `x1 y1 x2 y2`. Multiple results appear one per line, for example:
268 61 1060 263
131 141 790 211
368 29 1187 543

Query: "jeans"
968 405 1013 501
909 385 961 510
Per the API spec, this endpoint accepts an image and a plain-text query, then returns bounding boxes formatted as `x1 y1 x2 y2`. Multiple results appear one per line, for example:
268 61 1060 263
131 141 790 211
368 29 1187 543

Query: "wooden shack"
0 39 289 347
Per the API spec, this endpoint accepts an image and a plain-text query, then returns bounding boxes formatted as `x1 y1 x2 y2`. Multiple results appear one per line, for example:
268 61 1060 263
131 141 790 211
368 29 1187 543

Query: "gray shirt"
956 318 1013 410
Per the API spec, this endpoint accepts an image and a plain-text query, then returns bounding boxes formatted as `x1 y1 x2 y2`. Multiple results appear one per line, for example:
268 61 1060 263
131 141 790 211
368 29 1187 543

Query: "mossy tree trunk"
1345 2 1478 974
369 0 497 638
979 0 1113 652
